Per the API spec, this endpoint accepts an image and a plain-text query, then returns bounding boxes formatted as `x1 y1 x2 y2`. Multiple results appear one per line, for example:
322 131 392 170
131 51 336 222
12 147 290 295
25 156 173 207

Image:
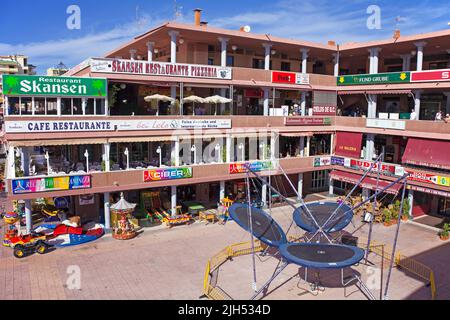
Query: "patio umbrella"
204 95 232 115
182 95 206 116
111 193 136 212
144 94 176 116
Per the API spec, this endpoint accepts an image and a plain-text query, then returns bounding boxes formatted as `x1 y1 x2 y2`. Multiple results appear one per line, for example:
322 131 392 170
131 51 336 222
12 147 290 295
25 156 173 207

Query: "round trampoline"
293 202 353 233
279 243 365 269
228 203 287 247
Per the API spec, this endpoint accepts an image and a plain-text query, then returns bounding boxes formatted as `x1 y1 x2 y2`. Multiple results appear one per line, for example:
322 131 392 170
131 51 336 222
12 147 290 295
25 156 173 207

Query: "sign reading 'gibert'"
337 72 410 85
2 75 107 97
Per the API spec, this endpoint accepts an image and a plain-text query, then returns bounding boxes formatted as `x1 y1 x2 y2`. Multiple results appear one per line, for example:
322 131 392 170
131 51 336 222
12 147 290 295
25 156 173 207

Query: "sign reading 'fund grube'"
90 58 233 80
2 75 107 97
337 72 410 85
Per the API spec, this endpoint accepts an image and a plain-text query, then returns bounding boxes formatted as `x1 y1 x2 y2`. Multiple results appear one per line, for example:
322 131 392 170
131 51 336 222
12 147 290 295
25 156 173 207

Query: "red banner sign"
313 105 336 116
285 117 331 126
272 71 296 84
349 159 396 176
335 132 363 158
411 69 450 82
244 89 263 98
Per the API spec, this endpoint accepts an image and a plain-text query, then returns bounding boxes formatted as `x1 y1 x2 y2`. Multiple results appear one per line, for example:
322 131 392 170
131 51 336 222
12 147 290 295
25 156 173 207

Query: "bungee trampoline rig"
210 153 410 300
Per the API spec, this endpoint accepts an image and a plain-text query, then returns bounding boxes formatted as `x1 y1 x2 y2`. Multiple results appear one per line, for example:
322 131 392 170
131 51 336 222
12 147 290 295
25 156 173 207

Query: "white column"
365 134 375 160
299 137 305 157
401 54 411 71
300 48 309 74
218 37 229 67
25 200 32 234
6 145 15 179
306 136 311 157
414 90 422 120
129 49 137 60
81 98 87 115
368 49 374 74
22 147 30 175
103 143 110 172
367 94 377 119
171 185 177 217
169 31 179 63
262 43 272 70
104 97 109 116
220 87 227 115
408 190 414 218
226 135 232 162
146 42 154 62
415 42 427 71
220 181 225 201
174 138 180 167
329 177 334 196
444 92 450 115
300 92 307 116
332 53 339 76
57 97 62 116
104 192 111 229
263 88 270 116
4 96 9 116
270 133 278 161
330 133 334 155
298 173 304 199
261 177 267 208
368 48 381 74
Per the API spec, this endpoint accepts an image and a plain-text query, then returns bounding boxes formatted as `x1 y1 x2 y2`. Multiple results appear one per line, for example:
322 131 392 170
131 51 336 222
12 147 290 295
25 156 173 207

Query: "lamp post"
259 143 266 161
215 144 222 163
191 145 197 164
44 151 51 175
238 143 245 161
124 147 130 170
156 146 162 167
84 149 89 173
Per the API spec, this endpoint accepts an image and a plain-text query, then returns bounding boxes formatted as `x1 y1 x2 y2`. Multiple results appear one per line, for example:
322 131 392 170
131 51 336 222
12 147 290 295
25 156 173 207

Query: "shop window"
387 65 402 72
47 98 58 115
253 59 265 69
34 97 46 115
61 98 72 115
311 170 329 191
95 99 105 115
86 99 95 115
281 62 290 71
429 62 447 70
8 97 19 115
208 58 214 65
226 55 234 67
20 97 32 115
72 98 83 115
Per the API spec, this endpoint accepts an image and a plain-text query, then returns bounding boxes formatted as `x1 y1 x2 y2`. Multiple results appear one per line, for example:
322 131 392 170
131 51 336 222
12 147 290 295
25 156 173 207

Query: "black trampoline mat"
233 206 284 243
296 203 352 230
286 244 355 263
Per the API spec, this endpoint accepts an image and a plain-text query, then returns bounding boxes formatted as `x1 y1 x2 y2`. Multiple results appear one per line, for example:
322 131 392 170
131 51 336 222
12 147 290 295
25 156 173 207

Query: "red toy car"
8 232 50 258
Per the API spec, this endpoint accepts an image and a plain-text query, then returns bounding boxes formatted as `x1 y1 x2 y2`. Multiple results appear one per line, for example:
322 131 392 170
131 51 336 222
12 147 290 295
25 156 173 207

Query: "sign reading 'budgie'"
2 75 107 97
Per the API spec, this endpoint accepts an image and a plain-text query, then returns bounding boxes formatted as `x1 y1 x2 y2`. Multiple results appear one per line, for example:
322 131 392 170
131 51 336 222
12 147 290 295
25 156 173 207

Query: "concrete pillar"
104 192 111 229
104 97 109 116
57 97 62 116
174 138 180 167
367 94 377 119
368 48 381 74
401 54 411 71
103 143 110 172
25 200 32 234
171 185 177 217
415 42 427 71
300 92 307 116
6 145 15 179
129 49 137 60
298 173 304 199
263 88 270 116
261 177 267 208
220 181 225 201
146 42 154 62
330 133 334 155
262 43 272 70
414 90 422 120
270 133 278 161
365 134 375 161
300 48 309 74
81 98 87 115
299 137 305 157
168 31 179 63
306 136 311 157
218 37 229 67
220 87 227 114
226 135 232 162
332 53 339 76
4 96 9 116
329 177 334 196
408 190 414 218
444 92 450 115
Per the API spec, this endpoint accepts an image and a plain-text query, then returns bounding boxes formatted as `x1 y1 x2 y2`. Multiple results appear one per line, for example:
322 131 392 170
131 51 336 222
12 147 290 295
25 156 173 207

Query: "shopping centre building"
1 10 449 232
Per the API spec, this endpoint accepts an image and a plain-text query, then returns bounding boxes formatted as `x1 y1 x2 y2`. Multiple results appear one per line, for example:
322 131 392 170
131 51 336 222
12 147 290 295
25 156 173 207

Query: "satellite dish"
243 25 251 33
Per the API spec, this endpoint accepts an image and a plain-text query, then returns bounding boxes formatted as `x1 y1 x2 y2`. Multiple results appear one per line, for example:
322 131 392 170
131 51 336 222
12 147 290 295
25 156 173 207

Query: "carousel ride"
111 193 139 240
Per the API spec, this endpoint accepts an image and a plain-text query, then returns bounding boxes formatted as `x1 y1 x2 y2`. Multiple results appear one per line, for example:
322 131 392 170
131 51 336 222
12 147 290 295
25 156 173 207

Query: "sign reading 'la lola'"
337 72 410 85
2 75 107 97
90 58 232 80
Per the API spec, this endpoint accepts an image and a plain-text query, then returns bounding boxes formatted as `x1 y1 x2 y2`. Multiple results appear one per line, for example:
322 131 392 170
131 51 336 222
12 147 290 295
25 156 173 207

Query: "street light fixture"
84 149 89 173
124 147 130 170
156 146 162 167
191 145 197 164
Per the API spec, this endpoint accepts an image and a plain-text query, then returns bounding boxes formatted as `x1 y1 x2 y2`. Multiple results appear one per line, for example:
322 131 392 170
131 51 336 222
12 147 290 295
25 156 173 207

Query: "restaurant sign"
2 75 107 97
272 71 310 85
411 69 450 82
366 119 406 130
116 119 232 131
12 175 91 195
90 58 232 80
144 167 192 182
314 156 331 167
285 117 332 126
337 72 410 86
407 185 450 198
229 161 274 174
5 120 114 133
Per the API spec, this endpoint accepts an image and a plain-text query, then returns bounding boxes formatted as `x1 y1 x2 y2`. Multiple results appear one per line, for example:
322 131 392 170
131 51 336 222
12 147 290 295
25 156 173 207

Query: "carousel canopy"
111 193 136 211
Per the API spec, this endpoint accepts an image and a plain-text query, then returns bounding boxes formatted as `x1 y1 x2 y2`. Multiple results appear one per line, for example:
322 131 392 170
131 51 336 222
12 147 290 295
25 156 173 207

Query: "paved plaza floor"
1 200 449 300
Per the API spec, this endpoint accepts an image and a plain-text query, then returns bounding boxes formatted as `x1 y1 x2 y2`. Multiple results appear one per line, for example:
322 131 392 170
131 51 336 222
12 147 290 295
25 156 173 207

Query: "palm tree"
92 79 105 96
5 76 19 94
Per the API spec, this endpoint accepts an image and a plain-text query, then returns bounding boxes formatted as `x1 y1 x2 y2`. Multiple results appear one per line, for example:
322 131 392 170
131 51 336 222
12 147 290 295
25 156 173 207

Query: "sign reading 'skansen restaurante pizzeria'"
337 72 410 85
2 75 107 97
90 58 232 80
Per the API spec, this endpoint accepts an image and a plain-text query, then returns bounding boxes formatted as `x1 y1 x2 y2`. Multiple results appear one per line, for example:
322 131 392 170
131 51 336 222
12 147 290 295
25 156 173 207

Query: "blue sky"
1 0 449 74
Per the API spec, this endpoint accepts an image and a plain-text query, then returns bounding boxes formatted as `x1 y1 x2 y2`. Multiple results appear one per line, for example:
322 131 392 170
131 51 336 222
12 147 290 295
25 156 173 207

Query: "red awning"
402 138 450 170
335 132 363 158
330 170 402 195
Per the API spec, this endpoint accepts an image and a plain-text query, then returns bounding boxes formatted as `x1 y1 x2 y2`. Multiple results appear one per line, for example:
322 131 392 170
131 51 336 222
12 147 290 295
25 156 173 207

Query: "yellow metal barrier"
203 240 264 300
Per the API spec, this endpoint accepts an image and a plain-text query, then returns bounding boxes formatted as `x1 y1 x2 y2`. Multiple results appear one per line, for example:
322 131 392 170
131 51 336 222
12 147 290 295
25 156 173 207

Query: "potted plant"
382 208 392 227
439 223 450 241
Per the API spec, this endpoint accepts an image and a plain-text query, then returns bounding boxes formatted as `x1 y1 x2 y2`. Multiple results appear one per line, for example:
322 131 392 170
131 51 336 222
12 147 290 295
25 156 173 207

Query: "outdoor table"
199 209 217 224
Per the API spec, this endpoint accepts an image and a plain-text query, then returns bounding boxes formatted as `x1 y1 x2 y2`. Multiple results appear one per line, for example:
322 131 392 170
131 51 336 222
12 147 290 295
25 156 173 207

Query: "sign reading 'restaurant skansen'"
90 58 232 80
2 75 107 97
